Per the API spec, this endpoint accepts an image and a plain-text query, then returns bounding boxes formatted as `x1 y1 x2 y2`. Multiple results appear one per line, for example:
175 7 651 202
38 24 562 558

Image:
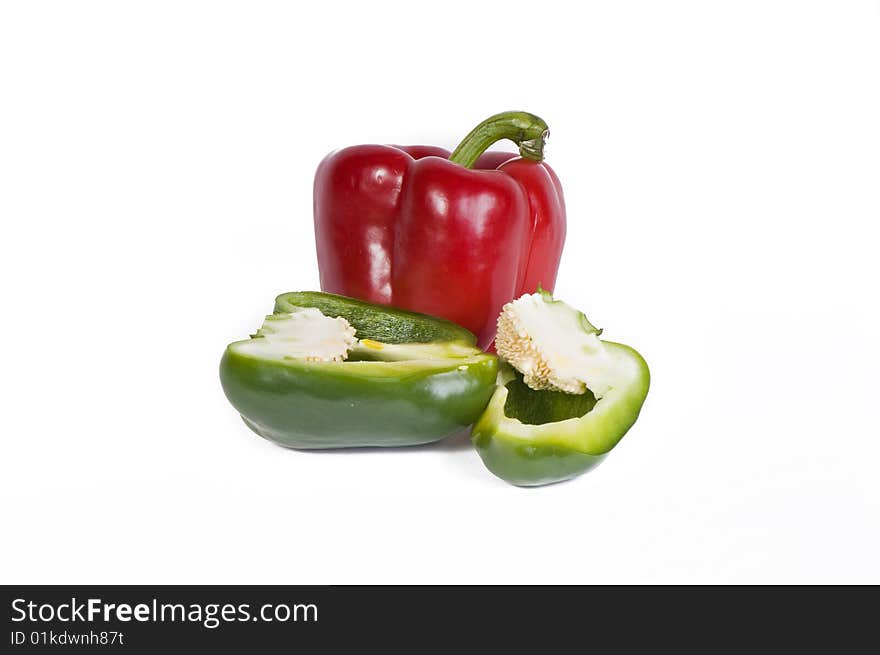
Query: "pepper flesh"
220 292 498 449
472 292 650 486
313 111 566 349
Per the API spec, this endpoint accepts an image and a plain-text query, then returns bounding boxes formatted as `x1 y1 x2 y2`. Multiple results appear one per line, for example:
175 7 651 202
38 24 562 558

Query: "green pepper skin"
471 435 606 487
220 292 498 449
471 342 649 486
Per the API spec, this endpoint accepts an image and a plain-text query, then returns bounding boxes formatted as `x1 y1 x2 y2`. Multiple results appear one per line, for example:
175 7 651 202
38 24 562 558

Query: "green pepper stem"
448 111 549 168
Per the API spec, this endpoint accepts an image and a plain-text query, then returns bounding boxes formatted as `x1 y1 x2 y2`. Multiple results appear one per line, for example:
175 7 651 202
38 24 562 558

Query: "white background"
2 1 878 584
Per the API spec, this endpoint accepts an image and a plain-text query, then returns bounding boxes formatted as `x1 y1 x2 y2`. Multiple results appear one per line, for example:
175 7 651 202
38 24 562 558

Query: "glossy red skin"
313 145 565 348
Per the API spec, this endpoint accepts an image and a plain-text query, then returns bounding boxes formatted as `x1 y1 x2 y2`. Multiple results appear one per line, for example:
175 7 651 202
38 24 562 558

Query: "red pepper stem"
448 111 549 168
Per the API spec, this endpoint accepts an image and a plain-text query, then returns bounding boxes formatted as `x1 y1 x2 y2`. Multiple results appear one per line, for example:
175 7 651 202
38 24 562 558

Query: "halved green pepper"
220 291 498 449
471 291 650 486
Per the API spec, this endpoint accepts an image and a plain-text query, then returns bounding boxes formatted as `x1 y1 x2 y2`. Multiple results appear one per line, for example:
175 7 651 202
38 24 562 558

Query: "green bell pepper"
220 291 498 449
471 291 650 486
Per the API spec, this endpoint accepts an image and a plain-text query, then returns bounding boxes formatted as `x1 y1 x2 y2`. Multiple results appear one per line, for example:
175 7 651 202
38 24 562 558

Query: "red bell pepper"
313 111 566 349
